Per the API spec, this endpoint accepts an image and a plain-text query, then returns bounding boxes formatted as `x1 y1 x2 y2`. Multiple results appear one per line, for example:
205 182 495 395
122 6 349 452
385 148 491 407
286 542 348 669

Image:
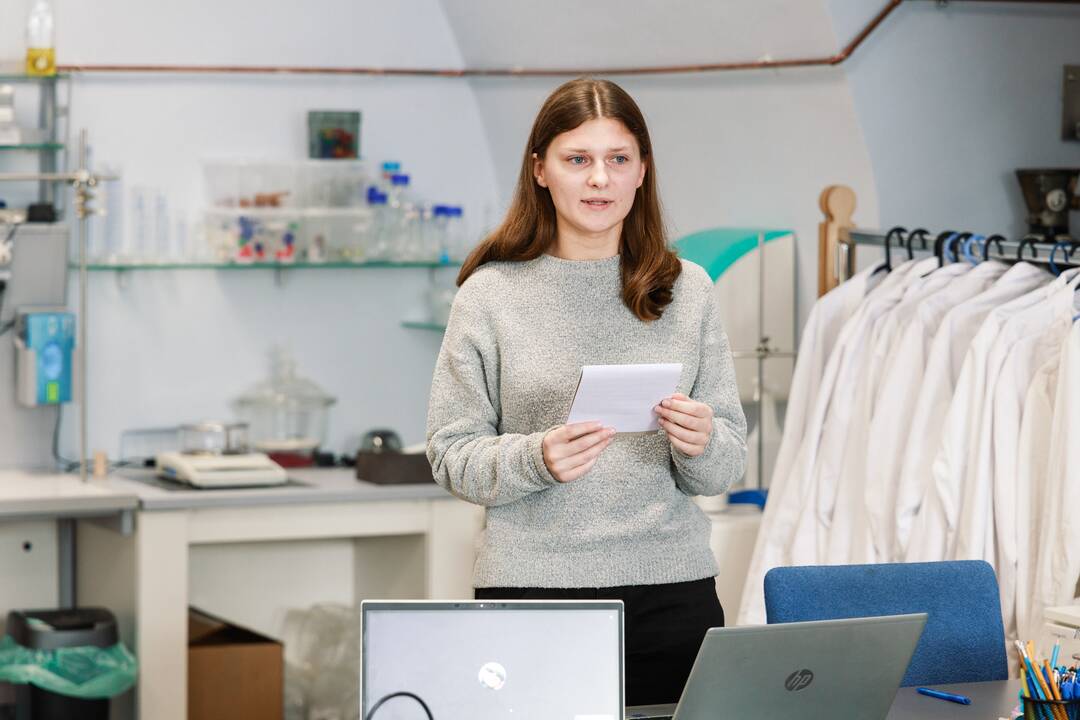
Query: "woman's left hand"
654 393 713 457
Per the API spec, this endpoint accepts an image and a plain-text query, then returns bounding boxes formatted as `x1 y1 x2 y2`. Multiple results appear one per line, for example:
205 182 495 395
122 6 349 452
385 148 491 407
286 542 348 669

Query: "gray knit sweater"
425 253 748 589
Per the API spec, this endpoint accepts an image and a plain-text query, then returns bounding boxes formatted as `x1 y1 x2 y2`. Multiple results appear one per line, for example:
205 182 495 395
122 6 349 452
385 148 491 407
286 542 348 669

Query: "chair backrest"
763 561 1008 686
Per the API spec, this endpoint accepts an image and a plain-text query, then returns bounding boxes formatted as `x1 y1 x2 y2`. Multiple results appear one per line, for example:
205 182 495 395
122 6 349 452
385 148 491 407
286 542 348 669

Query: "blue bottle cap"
368 191 388 206
391 174 410 185
381 162 401 172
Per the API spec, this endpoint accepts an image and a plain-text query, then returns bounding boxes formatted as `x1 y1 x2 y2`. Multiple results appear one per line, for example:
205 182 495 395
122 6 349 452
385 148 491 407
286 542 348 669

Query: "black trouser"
475 577 724 706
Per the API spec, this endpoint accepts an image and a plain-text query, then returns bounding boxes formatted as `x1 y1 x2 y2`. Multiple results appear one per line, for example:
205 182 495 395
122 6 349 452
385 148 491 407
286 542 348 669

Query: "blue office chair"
763 560 1007 687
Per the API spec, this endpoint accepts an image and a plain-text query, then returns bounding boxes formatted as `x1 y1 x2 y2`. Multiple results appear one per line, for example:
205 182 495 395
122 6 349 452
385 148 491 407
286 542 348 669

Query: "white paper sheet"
565 363 683 433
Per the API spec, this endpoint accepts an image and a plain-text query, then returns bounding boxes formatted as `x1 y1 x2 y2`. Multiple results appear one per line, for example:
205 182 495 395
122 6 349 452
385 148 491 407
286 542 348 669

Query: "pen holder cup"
1023 698 1080 720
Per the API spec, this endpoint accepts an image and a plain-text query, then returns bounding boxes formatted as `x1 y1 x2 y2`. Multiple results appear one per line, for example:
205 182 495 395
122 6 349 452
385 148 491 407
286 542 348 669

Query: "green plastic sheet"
0 635 136 699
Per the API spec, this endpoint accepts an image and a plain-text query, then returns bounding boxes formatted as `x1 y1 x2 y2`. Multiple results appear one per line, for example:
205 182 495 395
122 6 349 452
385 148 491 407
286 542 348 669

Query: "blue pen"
917 687 972 705
1052 642 1061 671
1025 657 1048 700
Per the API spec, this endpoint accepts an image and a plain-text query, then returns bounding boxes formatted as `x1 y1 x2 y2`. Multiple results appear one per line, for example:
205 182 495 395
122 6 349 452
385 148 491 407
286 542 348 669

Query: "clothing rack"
818 185 1080 294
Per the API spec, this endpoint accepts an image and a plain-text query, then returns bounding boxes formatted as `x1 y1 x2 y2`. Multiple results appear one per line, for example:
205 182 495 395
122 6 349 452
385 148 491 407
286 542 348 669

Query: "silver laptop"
362 600 624 719
627 613 927 720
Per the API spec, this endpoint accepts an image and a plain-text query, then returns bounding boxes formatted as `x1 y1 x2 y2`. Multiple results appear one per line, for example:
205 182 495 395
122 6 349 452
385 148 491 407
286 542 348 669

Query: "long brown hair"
457 77 681 321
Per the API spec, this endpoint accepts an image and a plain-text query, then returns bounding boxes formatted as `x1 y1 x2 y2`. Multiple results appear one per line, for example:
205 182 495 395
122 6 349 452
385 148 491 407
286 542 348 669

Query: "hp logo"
785 669 814 692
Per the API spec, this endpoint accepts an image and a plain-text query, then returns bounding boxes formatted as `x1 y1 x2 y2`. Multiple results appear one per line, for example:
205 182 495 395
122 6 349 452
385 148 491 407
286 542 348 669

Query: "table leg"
134 512 188 720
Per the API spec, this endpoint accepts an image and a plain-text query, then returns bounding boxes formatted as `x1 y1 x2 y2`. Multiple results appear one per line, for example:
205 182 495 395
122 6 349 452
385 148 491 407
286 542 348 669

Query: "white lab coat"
1030 320 1080 644
904 264 1051 562
934 285 1049 562
952 271 1080 569
790 258 938 567
1015 356 1060 642
864 261 1007 562
736 265 883 625
981 272 1080 643
825 261 971 565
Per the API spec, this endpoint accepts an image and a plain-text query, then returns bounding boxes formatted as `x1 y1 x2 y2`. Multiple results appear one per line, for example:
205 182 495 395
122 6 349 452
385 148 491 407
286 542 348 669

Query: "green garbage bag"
0 634 136 699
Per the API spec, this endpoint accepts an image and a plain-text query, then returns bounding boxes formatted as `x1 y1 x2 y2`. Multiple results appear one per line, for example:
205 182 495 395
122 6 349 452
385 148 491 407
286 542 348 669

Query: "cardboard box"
188 608 283 720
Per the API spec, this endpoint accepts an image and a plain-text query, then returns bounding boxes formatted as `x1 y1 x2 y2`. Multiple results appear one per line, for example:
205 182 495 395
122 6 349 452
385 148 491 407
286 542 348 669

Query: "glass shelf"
0 142 64 152
72 260 461 271
0 73 69 83
401 321 446 332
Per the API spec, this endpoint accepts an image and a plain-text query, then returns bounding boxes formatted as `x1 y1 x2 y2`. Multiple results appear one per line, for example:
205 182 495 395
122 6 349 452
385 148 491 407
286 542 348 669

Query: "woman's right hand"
542 422 617 483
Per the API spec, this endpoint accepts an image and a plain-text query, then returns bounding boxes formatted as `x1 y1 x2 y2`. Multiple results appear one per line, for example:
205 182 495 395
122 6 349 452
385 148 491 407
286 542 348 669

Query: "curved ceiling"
438 0 843 70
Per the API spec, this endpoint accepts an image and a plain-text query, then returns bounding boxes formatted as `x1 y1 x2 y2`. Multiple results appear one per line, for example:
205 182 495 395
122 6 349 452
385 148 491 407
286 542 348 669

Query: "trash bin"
4 608 124 720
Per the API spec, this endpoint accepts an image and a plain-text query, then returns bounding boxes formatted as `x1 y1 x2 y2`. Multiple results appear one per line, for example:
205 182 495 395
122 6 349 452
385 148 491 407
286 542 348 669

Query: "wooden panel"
818 185 856 296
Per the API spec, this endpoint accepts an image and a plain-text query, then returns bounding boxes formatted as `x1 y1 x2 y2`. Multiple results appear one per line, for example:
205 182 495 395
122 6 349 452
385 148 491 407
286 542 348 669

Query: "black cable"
50 404 144 473
52 404 81 472
364 691 434 720
0 280 8 334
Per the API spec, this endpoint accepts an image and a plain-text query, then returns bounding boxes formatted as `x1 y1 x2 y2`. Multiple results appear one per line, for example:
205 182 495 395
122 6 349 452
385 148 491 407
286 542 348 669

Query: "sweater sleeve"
671 283 748 496
426 277 560 507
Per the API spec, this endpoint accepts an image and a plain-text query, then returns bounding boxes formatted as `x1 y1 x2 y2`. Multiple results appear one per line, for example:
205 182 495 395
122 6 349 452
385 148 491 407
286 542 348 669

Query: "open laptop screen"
362 601 623 719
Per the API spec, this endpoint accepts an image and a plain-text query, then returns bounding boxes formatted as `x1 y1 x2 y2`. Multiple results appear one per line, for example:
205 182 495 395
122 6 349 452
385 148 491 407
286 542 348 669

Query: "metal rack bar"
842 228 1080 272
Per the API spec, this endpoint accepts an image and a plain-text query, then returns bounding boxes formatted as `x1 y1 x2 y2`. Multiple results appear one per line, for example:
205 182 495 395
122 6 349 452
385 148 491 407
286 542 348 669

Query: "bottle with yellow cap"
25 0 56 77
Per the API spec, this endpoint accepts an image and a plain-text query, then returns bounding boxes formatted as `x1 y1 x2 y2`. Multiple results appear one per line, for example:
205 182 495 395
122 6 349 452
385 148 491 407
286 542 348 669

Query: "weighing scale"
155 451 287 488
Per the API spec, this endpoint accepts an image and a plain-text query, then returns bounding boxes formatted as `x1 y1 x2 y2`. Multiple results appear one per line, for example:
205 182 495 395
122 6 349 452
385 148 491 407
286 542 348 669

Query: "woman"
425 77 747 706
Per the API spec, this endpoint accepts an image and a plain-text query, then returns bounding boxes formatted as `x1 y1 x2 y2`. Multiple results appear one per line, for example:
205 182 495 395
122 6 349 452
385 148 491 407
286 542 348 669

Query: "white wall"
0 0 501 459
466 72 880 333
829 0 1080 237
442 0 881 332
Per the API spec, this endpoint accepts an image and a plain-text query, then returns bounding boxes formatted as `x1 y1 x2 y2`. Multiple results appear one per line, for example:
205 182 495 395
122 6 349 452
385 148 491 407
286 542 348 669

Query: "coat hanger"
905 228 929 260
1049 238 1073 276
1016 233 1045 262
982 234 1006 263
933 230 958 268
962 234 985 265
946 232 972 264
883 226 906 271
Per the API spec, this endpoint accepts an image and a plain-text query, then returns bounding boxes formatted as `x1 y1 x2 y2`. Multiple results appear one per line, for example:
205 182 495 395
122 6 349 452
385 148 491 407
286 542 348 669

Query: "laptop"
362 600 624 719
627 613 928 720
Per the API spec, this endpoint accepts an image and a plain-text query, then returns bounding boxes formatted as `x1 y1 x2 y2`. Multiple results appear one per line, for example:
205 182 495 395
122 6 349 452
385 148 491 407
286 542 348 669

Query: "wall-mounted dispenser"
15 308 75 407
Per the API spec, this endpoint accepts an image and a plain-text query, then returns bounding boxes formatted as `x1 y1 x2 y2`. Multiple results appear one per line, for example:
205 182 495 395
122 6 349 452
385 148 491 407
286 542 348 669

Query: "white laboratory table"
73 467 480 720
0 471 139 608
0 470 138 521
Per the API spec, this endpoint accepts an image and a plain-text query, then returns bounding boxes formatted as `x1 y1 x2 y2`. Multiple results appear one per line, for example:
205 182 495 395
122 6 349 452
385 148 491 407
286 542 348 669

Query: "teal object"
674 227 792 282
22 311 74 405
0 635 137 699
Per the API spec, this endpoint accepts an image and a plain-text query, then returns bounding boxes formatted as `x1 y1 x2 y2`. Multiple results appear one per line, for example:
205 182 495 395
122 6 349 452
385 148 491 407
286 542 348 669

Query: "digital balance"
155 422 287 488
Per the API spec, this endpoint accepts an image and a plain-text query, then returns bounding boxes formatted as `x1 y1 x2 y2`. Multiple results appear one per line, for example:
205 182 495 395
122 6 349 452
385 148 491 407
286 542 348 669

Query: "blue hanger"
962 234 985 265
1049 240 1073 276
945 232 968 264
933 230 957 267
